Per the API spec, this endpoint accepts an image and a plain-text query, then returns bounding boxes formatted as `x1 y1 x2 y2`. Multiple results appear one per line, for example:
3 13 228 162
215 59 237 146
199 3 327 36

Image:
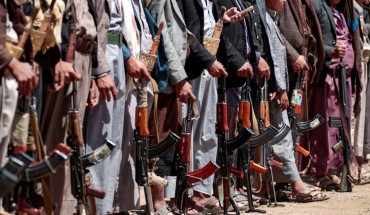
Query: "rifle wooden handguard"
295 144 310 157
238 102 244 121
70 113 84 146
249 160 266 174
259 101 270 128
135 107 150 136
229 166 244 179
242 102 251 128
179 133 191 163
217 103 229 132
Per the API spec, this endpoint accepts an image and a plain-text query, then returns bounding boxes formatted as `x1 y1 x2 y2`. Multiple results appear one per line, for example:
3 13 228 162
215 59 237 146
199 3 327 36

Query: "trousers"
83 44 126 214
40 52 92 215
269 98 301 183
187 70 218 196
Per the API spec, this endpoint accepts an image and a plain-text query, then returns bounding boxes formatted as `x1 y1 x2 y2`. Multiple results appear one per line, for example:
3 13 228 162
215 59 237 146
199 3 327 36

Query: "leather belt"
107 32 123 46
76 37 97 54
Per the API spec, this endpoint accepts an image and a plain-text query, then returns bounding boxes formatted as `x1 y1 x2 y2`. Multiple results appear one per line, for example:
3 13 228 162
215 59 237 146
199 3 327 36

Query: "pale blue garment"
83 0 127 213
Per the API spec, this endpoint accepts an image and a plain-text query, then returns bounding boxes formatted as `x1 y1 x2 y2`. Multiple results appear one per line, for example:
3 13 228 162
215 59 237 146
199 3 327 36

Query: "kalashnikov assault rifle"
216 76 254 215
173 99 220 214
288 71 324 158
134 21 164 215
329 60 353 192
258 77 290 207
67 3 111 214
235 77 278 213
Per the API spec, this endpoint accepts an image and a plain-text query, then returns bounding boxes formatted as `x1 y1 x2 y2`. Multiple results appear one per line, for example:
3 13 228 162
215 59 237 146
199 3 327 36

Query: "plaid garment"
265 9 288 91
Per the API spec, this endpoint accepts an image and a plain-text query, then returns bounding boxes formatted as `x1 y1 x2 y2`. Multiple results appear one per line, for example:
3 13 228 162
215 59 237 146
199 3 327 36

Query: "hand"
224 7 241 23
257 57 271 79
96 75 118 102
331 44 347 59
125 56 151 81
237 62 253 78
50 60 81 92
278 90 289 111
86 79 100 108
7 57 38 98
224 7 251 23
175 79 196 103
291 55 309 73
207 60 228 77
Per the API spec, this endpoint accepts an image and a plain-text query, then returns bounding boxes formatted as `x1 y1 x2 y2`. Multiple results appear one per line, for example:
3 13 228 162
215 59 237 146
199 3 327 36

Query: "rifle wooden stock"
269 158 283 169
295 144 310 157
187 161 219 184
242 101 251 128
69 113 84 146
179 133 191 163
249 160 266 174
135 107 150 137
229 166 244 179
259 101 270 128
217 103 229 132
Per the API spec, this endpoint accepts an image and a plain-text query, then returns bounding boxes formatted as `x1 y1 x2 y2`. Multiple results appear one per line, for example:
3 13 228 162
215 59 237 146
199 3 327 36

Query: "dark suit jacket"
244 0 277 93
311 0 362 114
180 0 245 81
214 0 248 88
277 0 325 84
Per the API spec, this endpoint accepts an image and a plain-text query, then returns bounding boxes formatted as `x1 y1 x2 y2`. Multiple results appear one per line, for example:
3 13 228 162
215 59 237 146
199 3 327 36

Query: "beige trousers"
0 74 18 211
40 52 91 215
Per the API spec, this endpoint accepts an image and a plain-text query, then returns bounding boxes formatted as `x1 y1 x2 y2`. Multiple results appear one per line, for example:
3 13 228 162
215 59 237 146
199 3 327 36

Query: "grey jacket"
148 0 188 92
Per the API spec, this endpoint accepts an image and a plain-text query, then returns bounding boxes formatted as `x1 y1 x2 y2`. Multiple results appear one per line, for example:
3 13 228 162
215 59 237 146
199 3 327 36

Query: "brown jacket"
0 0 13 71
277 0 325 84
93 0 110 76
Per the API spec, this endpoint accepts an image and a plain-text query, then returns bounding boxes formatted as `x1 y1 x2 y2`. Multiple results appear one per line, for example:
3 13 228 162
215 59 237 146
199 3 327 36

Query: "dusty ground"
138 183 370 215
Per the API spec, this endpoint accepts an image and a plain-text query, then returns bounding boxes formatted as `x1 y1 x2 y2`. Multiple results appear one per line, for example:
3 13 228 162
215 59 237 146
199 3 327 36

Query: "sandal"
289 189 330 203
187 196 222 214
232 191 260 207
154 205 173 215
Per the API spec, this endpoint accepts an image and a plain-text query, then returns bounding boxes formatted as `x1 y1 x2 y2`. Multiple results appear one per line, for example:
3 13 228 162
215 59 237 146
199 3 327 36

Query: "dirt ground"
245 184 370 215
138 183 370 215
